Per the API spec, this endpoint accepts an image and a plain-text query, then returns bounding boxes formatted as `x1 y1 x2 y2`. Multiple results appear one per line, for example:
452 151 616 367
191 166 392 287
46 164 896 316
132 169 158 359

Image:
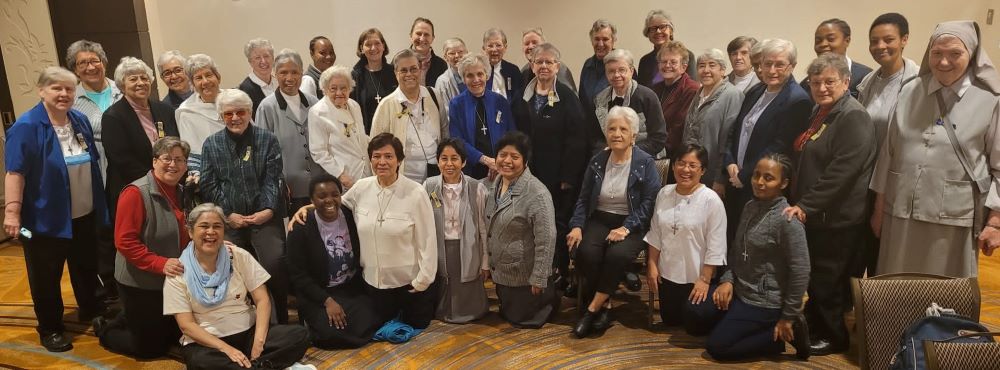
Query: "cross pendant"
742 250 749 261
377 217 385 226
375 94 381 103
671 224 678 235
480 125 488 136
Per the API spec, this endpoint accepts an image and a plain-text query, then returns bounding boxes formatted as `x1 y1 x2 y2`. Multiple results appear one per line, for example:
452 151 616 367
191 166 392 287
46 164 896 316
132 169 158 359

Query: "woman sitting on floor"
286 174 382 349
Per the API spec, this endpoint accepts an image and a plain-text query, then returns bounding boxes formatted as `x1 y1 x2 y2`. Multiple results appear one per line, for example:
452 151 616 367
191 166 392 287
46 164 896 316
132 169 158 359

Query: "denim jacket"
569 147 661 233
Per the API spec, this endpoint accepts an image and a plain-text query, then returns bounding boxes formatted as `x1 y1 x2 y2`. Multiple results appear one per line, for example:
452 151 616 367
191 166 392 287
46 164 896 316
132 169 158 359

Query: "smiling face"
644 16 673 47
531 50 559 83
814 23 850 56
929 34 970 87
869 24 907 69
697 58 725 88
311 181 342 222
153 146 188 186
410 21 435 54
760 52 794 91
605 117 634 151
751 158 788 200
311 39 336 71
190 211 225 255
591 27 615 60
521 32 543 61
437 145 466 182
73 51 106 89
221 105 251 135
809 67 849 108
658 50 685 83
370 144 400 180
122 72 152 101
444 45 467 68
248 48 274 78
729 44 751 76
275 61 302 96
326 75 352 108
191 67 221 103
362 35 385 63
605 59 632 93
160 59 189 93
496 145 525 180
483 35 507 66
673 151 704 190
39 81 76 115
394 56 421 92
463 63 488 97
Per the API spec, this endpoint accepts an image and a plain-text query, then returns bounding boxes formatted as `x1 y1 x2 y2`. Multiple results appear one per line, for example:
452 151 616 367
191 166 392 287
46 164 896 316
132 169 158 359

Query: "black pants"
724 184 752 248
657 278 725 336
550 185 577 277
576 211 646 297
706 298 785 360
299 279 381 349
227 219 289 324
98 283 180 358
804 225 862 347
853 190 880 277
365 281 437 329
181 325 309 370
95 223 117 300
22 213 102 335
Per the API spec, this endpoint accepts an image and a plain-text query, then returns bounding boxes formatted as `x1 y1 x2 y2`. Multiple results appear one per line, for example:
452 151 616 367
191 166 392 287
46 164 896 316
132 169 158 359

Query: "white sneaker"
285 362 317 370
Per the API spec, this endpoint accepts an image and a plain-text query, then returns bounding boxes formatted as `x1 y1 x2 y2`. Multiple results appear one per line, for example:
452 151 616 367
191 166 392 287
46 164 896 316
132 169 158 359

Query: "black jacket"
238 76 267 119
799 60 874 101
424 50 449 87
511 81 587 191
286 209 362 305
791 94 876 228
101 97 179 216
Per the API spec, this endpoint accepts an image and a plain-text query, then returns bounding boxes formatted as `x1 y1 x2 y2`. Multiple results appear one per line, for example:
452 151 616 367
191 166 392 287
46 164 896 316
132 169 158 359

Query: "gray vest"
424 175 484 283
114 172 183 289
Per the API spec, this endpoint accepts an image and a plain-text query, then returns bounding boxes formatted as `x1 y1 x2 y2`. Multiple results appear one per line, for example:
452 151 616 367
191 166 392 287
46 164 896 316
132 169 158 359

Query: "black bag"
890 312 994 370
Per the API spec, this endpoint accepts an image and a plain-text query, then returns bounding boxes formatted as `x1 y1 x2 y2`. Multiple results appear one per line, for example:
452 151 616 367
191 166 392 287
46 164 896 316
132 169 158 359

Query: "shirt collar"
394 87 429 105
248 73 276 89
928 70 973 98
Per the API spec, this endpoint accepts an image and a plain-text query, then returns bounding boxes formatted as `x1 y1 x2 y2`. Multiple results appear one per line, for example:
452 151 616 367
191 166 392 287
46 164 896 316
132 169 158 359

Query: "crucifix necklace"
368 70 383 103
376 187 394 226
476 109 488 136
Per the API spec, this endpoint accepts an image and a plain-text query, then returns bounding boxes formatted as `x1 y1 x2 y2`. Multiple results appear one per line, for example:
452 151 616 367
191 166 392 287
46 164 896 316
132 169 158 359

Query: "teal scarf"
180 242 232 307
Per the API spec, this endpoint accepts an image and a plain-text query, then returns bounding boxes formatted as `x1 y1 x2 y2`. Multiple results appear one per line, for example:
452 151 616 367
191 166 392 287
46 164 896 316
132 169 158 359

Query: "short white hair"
215 89 252 113
603 48 635 69
482 28 508 45
37 66 78 88
457 54 490 77
156 50 187 75
443 38 467 53
319 65 354 91
185 54 220 80
244 38 274 59
696 48 729 71
273 48 303 71
113 56 154 89
606 106 639 133
758 38 798 65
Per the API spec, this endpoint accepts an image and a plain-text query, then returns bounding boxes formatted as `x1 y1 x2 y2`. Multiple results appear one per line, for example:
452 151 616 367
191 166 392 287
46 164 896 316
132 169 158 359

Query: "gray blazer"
424 175 488 283
681 81 744 185
256 90 322 199
485 168 556 288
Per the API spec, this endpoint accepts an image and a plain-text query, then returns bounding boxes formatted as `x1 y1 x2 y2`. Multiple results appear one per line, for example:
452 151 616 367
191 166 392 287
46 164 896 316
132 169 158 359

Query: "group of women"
3 8 998 368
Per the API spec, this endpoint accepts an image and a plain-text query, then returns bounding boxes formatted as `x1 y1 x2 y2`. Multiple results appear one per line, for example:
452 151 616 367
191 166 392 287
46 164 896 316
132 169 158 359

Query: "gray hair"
530 43 561 62
589 19 618 40
522 27 544 41
185 54 220 81
696 48 729 71
482 28 508 45
243 38 274 59
215 89 252 113
606 106 639 133
758 38 798 65
807 53 850 80
152 136 191 159
457 54 490 77
274 48 303 71
156 50 187 75
391 48 419 68
186 203 226 230
603 48 635 69
319 65 355 91
37 66 78 88
442 38 467 53
643 10 674 36
113 56 154 90
65 39 108 69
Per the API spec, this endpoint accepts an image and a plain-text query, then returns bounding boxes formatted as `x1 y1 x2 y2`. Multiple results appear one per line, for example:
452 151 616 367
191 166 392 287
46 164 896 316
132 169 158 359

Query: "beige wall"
1 0 60 113
142 0 996 98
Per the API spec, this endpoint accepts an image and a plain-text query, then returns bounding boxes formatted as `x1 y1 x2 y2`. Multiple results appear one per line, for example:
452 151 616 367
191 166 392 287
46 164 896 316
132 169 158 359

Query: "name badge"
243 146 252 161
156 121 165 138
810 124 828 141
75 133 88 151
496 111 502 124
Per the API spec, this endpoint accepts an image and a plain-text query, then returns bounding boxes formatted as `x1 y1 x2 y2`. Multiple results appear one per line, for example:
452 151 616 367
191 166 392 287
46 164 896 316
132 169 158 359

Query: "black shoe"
624 272 641 292
809 338 847 356
591 308 611 331
565 282 578 298
791 315 810 360
40 332 72 352
573 309 596 338
91 316 109 337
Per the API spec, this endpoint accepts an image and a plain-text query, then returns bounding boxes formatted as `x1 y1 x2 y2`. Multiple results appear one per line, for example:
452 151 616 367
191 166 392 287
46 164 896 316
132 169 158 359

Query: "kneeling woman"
286 174 381 349
705 154 810 361
646 144 727 336
424 138 490 323
164 204 309 370
487 131 558 328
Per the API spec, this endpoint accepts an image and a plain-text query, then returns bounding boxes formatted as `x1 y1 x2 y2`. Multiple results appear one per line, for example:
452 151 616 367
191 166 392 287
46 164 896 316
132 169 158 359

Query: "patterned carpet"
1 241 998 369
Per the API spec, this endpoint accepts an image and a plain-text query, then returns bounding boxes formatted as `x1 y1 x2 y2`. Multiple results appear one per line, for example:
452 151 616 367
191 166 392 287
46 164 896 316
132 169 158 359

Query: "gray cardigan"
721 196 810 320
485 168 556 288
424 175 488 283
256 90 322 199
590 81 667 157
114 172 182 290
681 81 744 186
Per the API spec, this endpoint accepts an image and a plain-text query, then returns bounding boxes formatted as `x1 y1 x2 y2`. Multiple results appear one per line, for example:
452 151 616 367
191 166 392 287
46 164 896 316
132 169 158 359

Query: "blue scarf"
180 241 232 307
372 318 423 343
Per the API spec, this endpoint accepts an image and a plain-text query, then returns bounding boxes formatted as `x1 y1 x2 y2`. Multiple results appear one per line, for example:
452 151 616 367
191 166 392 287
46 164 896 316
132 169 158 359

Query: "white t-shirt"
163 247 271 345
644 184 727 284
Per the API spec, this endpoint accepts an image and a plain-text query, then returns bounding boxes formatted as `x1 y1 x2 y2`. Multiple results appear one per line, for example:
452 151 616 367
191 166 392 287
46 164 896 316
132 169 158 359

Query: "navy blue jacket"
569 147 661 233
487 60 524 104
448 90 516 179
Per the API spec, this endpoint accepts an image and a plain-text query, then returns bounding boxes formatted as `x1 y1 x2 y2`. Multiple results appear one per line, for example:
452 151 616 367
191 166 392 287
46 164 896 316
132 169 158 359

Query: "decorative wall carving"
1 0 59 113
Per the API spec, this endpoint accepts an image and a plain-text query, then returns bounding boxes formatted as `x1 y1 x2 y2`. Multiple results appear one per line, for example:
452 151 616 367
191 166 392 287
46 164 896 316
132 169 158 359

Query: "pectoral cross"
671 224 679 235
377 216 385 226
480 125 488 136
742 249 749 261
375 94 382 103
448 217 458 229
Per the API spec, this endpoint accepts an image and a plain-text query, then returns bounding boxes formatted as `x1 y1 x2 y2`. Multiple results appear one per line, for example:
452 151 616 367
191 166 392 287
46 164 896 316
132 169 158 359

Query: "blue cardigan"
5 102 109 238
569 148 660 234
448 90 516 178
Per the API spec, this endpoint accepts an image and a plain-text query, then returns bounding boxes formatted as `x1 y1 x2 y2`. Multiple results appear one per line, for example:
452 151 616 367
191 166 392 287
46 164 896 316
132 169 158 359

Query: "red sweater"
114 177 189 275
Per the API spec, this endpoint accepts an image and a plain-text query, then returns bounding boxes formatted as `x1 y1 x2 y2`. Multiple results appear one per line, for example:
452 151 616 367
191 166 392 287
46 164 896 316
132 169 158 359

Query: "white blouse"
645 184 727 284
341 175 438 291
308 97 372 182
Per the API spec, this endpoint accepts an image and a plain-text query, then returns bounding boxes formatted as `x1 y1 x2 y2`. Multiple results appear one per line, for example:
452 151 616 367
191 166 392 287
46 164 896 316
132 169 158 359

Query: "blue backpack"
889 312 994 370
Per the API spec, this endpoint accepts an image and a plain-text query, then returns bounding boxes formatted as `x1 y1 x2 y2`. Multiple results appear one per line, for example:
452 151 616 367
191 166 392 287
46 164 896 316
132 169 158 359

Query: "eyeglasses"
161 67 184 79
396 66 421 75
221 110 249 119
808 78 844 89
327 85 351 93
658 59 682 67
156 156 187 165
607 67 631 76
75 59 102 68
760 61 790 71
645 24 672 35
673 160 702 170
532 59 558 66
